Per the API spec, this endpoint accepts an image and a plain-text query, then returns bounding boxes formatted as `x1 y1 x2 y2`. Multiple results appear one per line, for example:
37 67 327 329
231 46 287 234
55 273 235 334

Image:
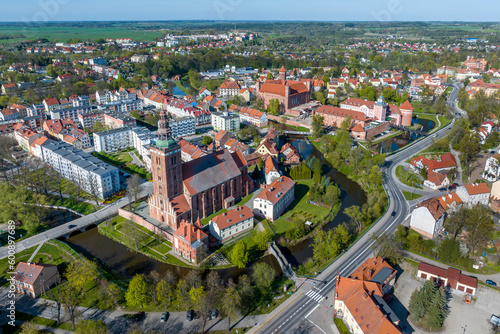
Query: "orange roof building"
172 218 208 264
209 206 254 242
12 262 60 298
253 176 295 221
410 197 446 239
334 257 402 334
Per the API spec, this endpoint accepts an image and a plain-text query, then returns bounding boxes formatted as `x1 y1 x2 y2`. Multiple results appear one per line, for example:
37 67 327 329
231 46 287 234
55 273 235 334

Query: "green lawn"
403 191 423 200
50 196 96 215
334 318 350 334
414 112 438 125
396 165 422 189
99 216 189 267
93 150 151 179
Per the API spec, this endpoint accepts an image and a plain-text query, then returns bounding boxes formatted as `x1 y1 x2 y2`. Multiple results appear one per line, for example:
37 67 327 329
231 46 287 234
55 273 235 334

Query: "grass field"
403 191 423 200
396 165 422 189
0 25 163 43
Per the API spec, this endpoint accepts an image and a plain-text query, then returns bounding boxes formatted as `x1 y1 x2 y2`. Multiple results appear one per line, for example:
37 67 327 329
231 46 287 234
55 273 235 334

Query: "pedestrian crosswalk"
305 289 324 303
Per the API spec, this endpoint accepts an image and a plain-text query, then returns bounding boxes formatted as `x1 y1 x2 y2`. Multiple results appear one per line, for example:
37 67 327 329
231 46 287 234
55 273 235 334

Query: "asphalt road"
253 84 461 334
0 182 153 259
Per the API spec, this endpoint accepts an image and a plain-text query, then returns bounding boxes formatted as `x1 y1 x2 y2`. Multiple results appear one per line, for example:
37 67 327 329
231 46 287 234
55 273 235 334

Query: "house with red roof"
410 153 457 173
423 171 449 190
172 219 208 264
410 197 446 239
1 83 16 95
280 142 300 165
253 176 295 221
417 262 477 296
12 262 60 298
264 156 281 185
219 79 240 97
209 206 254 243
456 183 490 206
334 257 402 334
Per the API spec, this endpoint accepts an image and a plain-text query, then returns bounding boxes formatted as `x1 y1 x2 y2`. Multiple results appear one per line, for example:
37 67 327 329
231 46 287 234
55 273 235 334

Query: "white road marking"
307 318 327 334
305 303 320 318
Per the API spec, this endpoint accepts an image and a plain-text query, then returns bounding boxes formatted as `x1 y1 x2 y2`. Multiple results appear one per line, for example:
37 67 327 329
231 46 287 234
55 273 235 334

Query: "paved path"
449 144 464 185
128 152 144 167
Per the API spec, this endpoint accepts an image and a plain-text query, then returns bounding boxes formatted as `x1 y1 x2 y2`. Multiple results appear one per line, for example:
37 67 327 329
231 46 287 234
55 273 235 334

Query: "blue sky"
2 0 498 22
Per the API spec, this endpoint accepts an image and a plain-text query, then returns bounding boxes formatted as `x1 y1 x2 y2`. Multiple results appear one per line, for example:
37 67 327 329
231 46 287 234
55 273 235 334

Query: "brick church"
148 110 254 230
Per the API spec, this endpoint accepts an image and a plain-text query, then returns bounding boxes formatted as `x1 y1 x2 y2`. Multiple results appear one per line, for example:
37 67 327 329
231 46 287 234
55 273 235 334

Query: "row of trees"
125 264 277 333
409 281 448 331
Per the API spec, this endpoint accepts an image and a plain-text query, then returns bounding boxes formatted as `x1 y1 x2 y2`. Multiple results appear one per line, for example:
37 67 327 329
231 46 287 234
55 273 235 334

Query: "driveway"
392 261 500 334
128 152 144 167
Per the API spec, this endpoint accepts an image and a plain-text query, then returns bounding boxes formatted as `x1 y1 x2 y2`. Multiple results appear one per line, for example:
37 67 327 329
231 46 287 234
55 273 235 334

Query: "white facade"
40 141 120 199
209 208 254 242
253 177 295 221
482 157 499 182
169 117 196 138
410 206 444 239
456 184 491 206
94 127 132 153
211 112 240 132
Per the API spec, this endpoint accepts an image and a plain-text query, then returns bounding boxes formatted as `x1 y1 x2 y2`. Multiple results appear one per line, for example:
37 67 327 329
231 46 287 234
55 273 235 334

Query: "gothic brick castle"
148 109 253 230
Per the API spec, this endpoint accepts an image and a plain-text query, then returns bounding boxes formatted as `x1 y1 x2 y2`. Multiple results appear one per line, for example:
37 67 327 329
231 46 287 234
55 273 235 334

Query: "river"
58 143 367 280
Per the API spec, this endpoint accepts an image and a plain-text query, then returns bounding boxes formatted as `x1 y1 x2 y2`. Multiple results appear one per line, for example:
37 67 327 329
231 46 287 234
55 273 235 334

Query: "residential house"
436 192 463 212
256 138 279 158
230 105 269 127
178 139 206 162
482 156 500 182
198 87 211 98
103 112 136 129
15 127 42 152
410 197 446 239
424 171 450 190
417 262 478 296
348 257 397 295
11 262 60 298
280 142 301 165
219 79 240 97
172 219 208 264
253 176 295 221
456 183 491 206
410 153 457 173
0 108 20 121
209 206 254 243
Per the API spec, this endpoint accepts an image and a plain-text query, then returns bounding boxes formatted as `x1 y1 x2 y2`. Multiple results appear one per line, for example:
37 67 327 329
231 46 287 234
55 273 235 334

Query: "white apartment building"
253 176 295 221
209 206 254 242
40 141 120 199
94 127 132 153
237 107 268 128
211 111 240 132
50 105 92 124
169 117 196 138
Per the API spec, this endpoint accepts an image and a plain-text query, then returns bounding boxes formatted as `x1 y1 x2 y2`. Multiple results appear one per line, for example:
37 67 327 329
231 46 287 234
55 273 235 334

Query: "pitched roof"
437 192 463 210
426 171 447 186
463 183 490 195
255 176 295 205
417 262 477 290
316 105 370 122
211 206 253 230
12 262 57 285
264 156 279 175
349 257 396 283
417 198 446 221
399 100 414 111
173 219 207 245
220 79 240 90
259 80 309 97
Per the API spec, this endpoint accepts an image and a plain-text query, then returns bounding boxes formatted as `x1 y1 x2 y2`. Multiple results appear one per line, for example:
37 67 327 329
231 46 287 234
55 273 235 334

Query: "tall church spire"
157 109 172 140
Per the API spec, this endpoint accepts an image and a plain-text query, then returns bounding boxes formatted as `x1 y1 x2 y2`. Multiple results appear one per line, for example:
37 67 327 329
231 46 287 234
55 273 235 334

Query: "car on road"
161 312 169 322
133 312 144 322
186 310 194 321
210 309 218 320
452 183 458 188
68 224 77 229
486 279 497 286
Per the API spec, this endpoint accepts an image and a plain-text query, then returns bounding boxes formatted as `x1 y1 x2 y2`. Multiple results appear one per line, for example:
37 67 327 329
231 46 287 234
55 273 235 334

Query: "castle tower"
399 100 414 127
373 94 386 121
279 66 287 83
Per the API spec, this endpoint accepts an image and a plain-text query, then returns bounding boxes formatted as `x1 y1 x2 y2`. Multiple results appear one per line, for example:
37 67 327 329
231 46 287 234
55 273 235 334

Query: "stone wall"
118 208 174 243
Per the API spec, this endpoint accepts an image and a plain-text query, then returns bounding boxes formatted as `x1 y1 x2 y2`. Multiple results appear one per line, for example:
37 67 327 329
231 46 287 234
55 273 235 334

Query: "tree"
267 98 280 115
229 241 249 268
437 238 460 264
61 260 98 329
344 205 367 233
201 136 213 146
87 173 102 207
257 157 264 170
130 110 141 120
426 287 447 330
254 229 272 251
157 271 176 308
312 115 325 138
127 174 142 204
221 280 241 332
458 132 480 178
340 116 352 130
463 204 494 254
74 320 108 334
237 274 254 305
125 274 149 307
189 286 206 310
175 279 191 309
371 232 403 266
251 262 276 293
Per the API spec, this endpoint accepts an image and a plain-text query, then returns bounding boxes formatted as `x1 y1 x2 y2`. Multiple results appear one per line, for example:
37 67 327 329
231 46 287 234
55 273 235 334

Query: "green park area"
98 215 187 267
93 149 151 180
396 165 422 189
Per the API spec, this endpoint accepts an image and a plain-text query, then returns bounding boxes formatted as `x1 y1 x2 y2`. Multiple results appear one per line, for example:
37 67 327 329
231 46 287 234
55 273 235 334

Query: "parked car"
210 309 218 320
186 310 194 321
486 279 497 286
161 312 169 322
133 312 144 322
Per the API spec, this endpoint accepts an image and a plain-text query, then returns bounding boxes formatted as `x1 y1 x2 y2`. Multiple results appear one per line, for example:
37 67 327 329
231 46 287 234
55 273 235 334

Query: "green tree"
409 288 426 321
344 205 367 233
426 287 447 330
74 320 108 334
20 322 38 334
201 136 213 146
463 204 494 254
251 262 277 293
221 280 241 333
229 241 249 268
125 274 149 307
175 279 191 309
130 110 141 120
371 232 403 266
257 157 264 170
254 229 272 251
267 98 280 115
437 238 460 264
189 286 205 310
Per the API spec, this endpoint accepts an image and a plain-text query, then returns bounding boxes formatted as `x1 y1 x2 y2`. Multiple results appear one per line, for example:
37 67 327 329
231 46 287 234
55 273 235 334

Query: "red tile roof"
418 262 477 290
255 176 295 205
12 262 57 285
211 206 253 230
316 105 370 122
463 183 490 195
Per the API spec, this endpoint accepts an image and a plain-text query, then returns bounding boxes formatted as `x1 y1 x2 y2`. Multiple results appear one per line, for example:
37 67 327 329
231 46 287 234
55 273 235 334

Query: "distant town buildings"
169 116 196 138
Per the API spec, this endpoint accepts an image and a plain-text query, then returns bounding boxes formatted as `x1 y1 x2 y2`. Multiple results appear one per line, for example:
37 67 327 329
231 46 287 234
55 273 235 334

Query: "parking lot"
392 261 500 334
